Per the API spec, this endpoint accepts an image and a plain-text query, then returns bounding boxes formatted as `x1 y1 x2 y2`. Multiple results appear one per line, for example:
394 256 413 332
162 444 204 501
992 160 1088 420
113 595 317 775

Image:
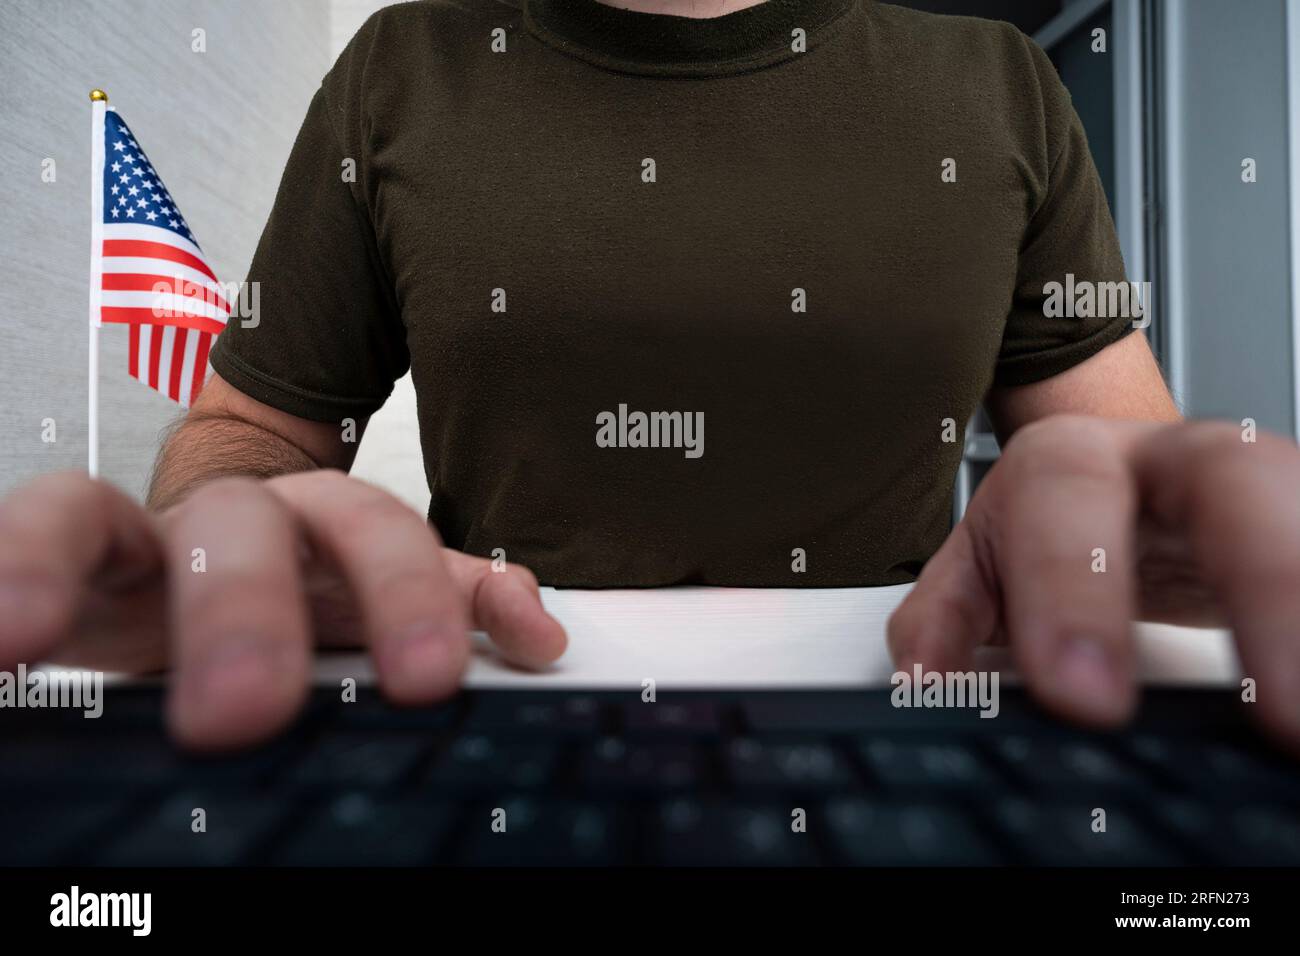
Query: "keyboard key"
456 798 621 865
283 732 431 788
624 701 721 737
330 694 459 730
992 799 1182 865
580 739 702 792
742 692 1011 734
1127 736 1300 798
0 737 173 790
271 793 453 865
0 801 127 865
825 798 998 865
742 694 881 734
1155 799 1300 865
857 738 997 790
425 735 559 793
96 792 284 866
725 738 855 790
654 800 818 866
989 736 1141 793
1227 807 1300 864
92 689 168 729
467 694 604 736
0 735 274 791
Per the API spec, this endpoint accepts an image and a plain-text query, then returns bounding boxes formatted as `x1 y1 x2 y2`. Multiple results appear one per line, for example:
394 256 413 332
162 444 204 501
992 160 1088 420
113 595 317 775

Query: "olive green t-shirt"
209 0 1134 587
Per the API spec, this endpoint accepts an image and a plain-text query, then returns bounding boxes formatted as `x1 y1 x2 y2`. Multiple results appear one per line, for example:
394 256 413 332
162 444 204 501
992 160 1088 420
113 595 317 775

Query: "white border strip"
1113 0 1147 286
1161 5 1188 405
1288 0 1300 439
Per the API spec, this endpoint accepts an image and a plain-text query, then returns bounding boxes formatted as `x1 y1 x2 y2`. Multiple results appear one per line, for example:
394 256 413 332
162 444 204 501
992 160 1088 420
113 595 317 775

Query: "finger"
442 550 567 669
1128 422 1300 745
0 472 161 668
988 417 1140 726
266 471 471 705
164 478 312 750
886 517 1000 674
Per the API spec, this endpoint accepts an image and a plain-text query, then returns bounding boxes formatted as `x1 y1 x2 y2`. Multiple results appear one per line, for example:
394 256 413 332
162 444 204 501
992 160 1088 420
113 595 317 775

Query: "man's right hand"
0 470 568 750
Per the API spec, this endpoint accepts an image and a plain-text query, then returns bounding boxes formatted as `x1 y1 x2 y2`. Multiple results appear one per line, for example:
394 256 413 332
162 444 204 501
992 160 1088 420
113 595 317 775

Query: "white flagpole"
88 89 107 478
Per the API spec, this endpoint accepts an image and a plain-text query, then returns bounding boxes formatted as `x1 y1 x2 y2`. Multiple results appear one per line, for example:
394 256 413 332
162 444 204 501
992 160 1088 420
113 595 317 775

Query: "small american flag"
90 105 227 407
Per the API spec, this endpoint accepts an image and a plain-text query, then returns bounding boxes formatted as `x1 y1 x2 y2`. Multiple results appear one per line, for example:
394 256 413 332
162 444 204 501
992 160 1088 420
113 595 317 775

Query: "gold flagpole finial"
89 89 108 102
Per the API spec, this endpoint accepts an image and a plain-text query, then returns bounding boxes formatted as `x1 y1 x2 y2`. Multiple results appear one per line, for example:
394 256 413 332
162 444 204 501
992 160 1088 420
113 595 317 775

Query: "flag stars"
102 119 195 243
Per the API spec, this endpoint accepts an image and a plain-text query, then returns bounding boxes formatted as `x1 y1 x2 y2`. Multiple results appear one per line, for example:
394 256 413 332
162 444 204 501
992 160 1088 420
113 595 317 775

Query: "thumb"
441 549 568 670
887 515 1001 674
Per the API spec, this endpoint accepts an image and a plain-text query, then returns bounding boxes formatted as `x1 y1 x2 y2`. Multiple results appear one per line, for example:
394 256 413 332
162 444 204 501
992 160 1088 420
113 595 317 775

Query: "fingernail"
1056 637 1123 712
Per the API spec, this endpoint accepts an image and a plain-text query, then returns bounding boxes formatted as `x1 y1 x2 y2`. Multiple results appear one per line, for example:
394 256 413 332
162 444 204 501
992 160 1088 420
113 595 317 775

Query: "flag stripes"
92 107 228 406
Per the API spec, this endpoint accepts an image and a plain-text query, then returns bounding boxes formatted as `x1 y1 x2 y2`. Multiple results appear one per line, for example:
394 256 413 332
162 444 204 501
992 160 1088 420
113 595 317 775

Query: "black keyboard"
2 686 1299 866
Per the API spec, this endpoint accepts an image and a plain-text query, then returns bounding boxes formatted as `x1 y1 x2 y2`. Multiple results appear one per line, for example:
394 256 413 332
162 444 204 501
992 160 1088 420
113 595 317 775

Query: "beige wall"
0 0 427 511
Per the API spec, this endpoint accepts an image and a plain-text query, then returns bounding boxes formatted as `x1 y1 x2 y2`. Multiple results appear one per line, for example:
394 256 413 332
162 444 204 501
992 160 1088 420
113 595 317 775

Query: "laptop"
2 586 1297 867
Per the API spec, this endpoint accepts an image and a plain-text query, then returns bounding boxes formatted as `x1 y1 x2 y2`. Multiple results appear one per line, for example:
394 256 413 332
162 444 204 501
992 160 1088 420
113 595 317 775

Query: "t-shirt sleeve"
993 37 1136 388
208 82 409 422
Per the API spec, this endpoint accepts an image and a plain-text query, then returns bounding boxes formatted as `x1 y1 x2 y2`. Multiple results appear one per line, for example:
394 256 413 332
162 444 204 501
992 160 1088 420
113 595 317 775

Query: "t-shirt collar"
524 0 857 77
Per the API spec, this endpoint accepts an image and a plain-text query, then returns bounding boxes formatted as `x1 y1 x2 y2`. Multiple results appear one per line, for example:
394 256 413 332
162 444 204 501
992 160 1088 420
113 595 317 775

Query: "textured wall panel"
0 0 330 497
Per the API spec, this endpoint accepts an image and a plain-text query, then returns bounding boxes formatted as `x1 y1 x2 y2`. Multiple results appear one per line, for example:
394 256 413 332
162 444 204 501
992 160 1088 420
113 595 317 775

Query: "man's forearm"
146 411 319 512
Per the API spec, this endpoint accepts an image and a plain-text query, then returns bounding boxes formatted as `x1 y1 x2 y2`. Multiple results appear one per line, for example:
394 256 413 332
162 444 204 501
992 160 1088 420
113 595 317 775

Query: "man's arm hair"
145 373 361 512
146 412 318 511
